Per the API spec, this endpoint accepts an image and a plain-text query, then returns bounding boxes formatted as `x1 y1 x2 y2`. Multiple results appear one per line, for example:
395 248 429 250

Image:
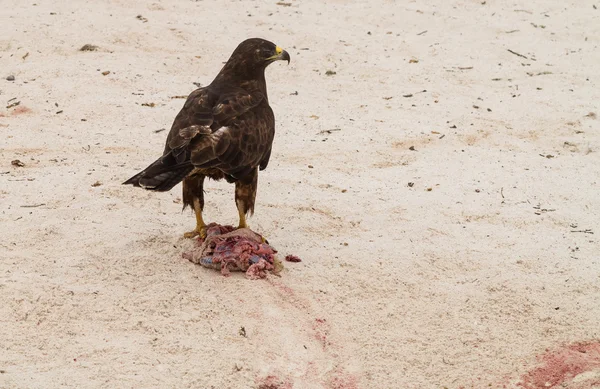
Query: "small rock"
325 70 336 76
6 75 15 81
101 71 110 76
409 146 416 151
408 182 414 187
11 159 25 167
91 181 102 187
285 255 302 262
80 44 99 51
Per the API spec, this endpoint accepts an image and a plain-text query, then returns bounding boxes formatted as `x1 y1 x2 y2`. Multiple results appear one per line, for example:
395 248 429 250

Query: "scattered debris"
539 154 554 159
56 110 63 114
426 187 433 191
22 52 29 60
316 128 341 135
238 326 247 337
192 82 203 88
571 229 593 234
457 66 473 70
290 91 298 95
276 1 292 6
170 95 187 99
80 44 99 51
6 75 15 81
409 146 416 151
141 102 156 107
91 181 102 187
285 255 302 262
6 100 20 109
308 165 314 168
11 159 25 167
409 58 419 63
136 14 148 22
20 203 45 208
417 30 428 36
383 96 393 100
507 49 528 59
154 128 166 133
101 71 110 76
403 94 413 98
533 205 556 215
325 70 336 76
585 112 597 119
527 71 553 77
408 182 414 187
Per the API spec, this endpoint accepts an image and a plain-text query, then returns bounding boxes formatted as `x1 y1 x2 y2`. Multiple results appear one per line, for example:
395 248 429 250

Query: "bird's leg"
237 200 248 229
182 174 207 239
235 169 258 233
184 198 207 239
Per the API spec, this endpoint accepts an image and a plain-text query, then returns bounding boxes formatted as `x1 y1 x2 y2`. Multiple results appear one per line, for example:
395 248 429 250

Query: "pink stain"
257 375 293 389
517 341 600 388
312 318 331 349
326 368 360 389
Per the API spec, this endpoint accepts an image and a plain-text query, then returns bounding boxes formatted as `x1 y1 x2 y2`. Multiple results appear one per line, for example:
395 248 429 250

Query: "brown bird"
123 38 290 238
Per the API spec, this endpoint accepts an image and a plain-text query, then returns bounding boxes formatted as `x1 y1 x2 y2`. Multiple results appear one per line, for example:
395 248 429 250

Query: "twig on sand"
570 229 593 234
316 128 341 135
20 203 46 208
507 49 528 59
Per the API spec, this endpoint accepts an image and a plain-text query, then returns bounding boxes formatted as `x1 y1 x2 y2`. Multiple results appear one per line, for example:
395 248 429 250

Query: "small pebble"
6 75 15 81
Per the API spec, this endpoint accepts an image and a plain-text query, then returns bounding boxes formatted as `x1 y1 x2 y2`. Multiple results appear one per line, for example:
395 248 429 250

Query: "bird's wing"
212 89 265 124
163 87 264 163
190 104 275 179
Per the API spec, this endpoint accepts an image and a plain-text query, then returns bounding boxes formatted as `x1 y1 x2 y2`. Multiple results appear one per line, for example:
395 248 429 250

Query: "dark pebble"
6 75 15 81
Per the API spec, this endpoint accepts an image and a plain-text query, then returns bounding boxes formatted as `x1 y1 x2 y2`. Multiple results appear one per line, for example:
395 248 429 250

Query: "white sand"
1 0 599 388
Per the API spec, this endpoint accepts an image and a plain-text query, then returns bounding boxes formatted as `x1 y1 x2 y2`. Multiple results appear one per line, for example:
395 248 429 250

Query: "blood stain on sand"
326 368 360 389
256 374 293 389
517 341 600 389
8 106 32 116
312 318 332 349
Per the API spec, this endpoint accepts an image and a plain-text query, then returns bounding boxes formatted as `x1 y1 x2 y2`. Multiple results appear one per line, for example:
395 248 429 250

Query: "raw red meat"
182 223 298 279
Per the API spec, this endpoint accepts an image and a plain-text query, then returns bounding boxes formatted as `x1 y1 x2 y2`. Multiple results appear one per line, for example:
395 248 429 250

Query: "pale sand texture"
1 0 600 388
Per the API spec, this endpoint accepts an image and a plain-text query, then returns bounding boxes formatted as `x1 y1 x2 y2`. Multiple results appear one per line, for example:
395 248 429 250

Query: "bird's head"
220 38 290 79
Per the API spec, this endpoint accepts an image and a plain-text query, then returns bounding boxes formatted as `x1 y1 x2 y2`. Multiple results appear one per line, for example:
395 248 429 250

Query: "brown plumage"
123 38 290 238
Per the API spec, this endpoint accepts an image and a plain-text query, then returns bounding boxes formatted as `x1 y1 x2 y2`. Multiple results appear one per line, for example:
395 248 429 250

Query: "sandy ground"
1 0 600 388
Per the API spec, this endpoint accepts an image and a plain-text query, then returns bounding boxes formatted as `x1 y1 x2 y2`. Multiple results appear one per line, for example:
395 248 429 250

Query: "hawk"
123 38 290 239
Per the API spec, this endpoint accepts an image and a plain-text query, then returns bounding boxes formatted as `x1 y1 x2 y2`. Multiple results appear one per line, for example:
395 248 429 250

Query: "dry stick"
570 229 594 234
507 49 528 59
20 203 46 208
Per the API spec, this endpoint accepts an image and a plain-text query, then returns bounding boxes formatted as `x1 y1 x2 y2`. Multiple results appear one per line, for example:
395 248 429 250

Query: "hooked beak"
268 46 291 64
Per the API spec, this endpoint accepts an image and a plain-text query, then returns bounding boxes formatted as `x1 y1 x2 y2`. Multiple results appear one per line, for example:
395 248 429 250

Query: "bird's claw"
184 226 207 240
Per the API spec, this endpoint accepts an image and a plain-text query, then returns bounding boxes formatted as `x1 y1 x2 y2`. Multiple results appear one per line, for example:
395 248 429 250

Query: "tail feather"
123 157 194 192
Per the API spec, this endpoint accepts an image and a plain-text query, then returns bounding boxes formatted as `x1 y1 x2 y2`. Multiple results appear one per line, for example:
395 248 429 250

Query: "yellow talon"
185 198 207 239
183 227 206 239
